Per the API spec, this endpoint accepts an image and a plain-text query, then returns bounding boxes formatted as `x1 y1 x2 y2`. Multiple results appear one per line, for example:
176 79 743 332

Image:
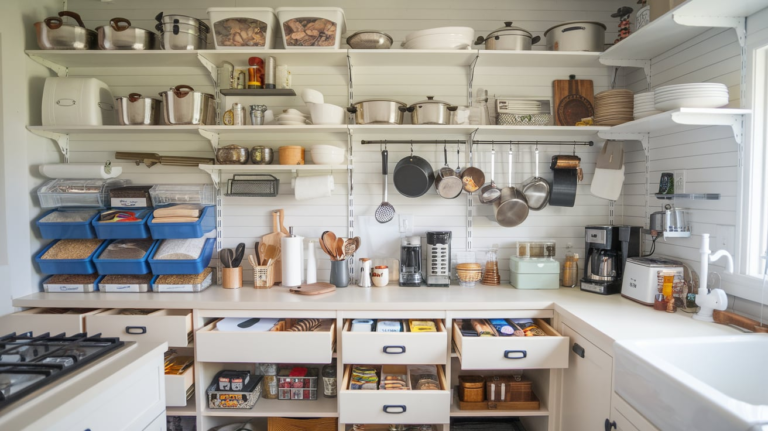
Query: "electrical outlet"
673 170 686 193
715 225 735 256
399 214 413 235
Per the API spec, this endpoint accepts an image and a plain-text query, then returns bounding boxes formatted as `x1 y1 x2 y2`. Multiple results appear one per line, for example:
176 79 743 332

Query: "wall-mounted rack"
220 89 297 97
360 139 594 146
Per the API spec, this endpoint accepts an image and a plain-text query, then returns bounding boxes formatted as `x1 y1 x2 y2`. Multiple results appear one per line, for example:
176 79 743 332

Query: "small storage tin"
485 375 532 403
35 240 109 275
151 271 213 292
147 205 215 239
98 276 152 293
148 237 215 275
92 210 153 239
109 185 154 208
458 375 485 402
509 257 560 290
42 274 100 293
93 240 158 275
36 209 99 239
208 372 263 409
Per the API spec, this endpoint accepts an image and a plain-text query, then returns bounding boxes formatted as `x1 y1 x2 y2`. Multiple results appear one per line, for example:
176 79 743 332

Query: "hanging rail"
360 140 594 146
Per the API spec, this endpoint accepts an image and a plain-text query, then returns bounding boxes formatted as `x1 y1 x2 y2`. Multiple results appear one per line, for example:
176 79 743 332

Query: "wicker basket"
496 113 552 126
254 264 275 289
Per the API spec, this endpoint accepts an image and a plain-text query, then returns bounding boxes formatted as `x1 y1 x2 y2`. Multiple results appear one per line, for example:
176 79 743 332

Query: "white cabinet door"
559 324 613 431
611 393 660 431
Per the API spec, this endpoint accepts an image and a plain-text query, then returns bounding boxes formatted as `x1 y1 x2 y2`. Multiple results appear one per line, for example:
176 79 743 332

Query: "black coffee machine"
580 225 641 295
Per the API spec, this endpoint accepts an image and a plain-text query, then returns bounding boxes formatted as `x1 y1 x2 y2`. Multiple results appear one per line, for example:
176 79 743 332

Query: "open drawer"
196 319 335 363
453 318 568 370
342 320 448 365
85 309 192 347
165 365 194 407
339 365 450 424
0 308 103 336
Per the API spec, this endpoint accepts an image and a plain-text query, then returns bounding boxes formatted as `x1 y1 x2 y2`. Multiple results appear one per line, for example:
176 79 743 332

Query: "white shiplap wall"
50 0 627 286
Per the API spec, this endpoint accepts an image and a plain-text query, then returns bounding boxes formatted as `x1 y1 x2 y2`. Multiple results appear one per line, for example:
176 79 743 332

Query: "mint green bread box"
509 257 560 289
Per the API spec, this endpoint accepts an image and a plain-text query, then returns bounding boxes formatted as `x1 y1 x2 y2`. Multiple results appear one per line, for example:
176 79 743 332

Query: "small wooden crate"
268 417 337 431
458 375 485 402
457 390 540 412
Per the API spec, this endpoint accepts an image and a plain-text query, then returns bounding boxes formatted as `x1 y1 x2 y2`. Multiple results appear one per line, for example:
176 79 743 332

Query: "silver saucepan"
348 100 407 124
475 22 541 50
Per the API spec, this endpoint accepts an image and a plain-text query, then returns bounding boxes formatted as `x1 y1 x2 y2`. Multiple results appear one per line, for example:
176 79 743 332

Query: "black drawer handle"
605 419 617 430
504 350 527 359
573 343 586 358
383 405 406 414
383 345 406 354
125 326 147 335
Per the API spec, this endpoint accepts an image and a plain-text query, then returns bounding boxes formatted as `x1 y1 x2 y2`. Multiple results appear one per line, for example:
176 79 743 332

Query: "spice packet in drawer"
408 319 436 332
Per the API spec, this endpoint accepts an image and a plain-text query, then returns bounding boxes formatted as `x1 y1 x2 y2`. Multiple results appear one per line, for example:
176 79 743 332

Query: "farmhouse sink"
614 335 768 431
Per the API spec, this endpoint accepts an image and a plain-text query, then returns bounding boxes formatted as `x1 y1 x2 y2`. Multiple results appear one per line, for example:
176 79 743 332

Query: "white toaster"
42 77 116 126
621 257 684 305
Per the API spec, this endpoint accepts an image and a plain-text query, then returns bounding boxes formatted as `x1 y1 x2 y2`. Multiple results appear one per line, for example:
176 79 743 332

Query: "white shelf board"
203 125 349 135
166 398 196 416
27 125 203 135
202 396 338 417
199 164 349 173
476 125 607 139
600 0 768 62
200 49 349 67
477 51 602 68
351 124 607 139
26 50 204 68
350 125 476 137
349 49 478 67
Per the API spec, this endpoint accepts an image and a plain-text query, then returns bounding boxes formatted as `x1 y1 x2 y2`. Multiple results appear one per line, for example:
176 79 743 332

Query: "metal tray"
43 275 99 293
152 272 213 292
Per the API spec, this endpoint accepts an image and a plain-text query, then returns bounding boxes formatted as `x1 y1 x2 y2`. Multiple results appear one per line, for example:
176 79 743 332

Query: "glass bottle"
482 245 500 286
261 363 278 399
562 244 579 288
322 361 337 398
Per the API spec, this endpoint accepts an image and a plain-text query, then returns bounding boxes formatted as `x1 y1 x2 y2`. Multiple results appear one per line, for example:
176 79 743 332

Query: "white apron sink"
614 335 768 431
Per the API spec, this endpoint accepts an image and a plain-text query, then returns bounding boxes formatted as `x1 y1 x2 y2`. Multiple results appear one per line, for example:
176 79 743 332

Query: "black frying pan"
393 150 434 198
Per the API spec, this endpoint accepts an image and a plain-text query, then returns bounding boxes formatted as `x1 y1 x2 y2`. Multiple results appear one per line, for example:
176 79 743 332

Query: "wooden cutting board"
553 77 595 126
261 209 289 283
289 282 336 295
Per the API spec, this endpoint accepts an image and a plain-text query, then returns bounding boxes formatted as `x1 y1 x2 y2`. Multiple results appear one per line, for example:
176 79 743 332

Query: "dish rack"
226 174 279 197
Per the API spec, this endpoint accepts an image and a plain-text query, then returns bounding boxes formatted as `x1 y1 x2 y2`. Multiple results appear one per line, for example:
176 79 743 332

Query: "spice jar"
261 363 278 399
322 361 337 398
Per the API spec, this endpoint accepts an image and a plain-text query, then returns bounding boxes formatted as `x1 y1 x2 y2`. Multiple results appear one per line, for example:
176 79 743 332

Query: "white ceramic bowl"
405 27 474 43
403 35 472 50
311 145 345 164
282 108 307 117
278 120 308 126
307 103 346 125
654 96 728 111
278 114 308 123
301 88 325 104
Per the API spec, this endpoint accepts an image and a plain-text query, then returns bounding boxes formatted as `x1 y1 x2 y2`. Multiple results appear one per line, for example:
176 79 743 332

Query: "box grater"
426 231 451 287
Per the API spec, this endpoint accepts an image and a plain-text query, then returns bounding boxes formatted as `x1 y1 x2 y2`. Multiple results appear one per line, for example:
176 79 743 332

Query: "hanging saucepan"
495 146 529 227
549 156 578 208
479 145 501 204
521 146 551 211
393 144 435 198
435 144 463 199
460 142 485 194
475 22 541 51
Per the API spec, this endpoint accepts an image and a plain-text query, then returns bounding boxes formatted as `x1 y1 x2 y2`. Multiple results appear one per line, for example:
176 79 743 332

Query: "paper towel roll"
306 240 317 284
281 235 304 287
292 175 334 201
39 163 122 179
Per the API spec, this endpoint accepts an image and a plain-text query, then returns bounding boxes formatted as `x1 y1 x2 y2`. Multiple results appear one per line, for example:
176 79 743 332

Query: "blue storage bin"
148 238 215 275
148 205 215 239
36 209 99 239
92 210 153 239
93 240 159 275
35 240 109 275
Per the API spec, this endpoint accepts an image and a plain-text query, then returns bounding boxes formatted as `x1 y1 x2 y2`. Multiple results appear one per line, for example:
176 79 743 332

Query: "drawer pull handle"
604 419 617 430
504 350 527 359
573 343 586 358
383 345 406 354
383 405 406 414
125 326 147 335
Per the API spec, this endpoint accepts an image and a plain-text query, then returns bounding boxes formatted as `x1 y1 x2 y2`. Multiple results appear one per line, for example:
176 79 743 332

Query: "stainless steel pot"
159 85 216 125
348 100 407 125
494 148 529 227
346 30 393 49
97 18 158 50
155 23 208 50
250 146 274 165
155 12 210 31
216 145 249 165
475 22 540 50
544 21 606 52
35 11 97 50
408 96 456 125
649 210 665 235
115 93 163 125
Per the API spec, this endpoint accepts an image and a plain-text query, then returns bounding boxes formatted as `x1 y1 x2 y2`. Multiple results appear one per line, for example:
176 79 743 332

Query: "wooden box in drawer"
453 318 568 370
339 365 450 424
165 365 194 407
196 319 335 363
342 319 448 365
85 309 192 348
0 308 103 336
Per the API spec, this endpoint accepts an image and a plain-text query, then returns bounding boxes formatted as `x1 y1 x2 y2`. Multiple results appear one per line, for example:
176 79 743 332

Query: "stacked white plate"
498 99 542 114
634 92 662 119
653 83 729 111
594 89 634 126
402 27 474 50
278 108 311 126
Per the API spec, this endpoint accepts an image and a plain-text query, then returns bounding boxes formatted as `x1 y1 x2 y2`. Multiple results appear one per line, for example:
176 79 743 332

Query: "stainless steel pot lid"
544 21 607 36
487 22 533 38
354 99 406 104
411 96 452 106
346 30 393 43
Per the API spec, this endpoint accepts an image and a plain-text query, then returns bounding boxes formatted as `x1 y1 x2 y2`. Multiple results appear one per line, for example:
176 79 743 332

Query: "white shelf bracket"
198 129 219 153
28 54 67 77
597 131 649 151
670 112 746 144
199 167 220 189
732 116 744 145
599 59 651 87
468 52 479 106
673 15 746 47
346 52 354 104
196 54 218 86
27 126 69 161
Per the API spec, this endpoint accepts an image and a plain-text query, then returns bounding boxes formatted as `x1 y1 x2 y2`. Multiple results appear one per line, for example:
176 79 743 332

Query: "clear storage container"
37 179 131 208
275 7 346 49
207 7 278 49
36 209 99 239
149 184 215 206
516 241 556 258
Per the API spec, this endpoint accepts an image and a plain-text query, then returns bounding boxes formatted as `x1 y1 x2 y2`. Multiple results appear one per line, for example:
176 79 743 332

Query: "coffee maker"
580 225 641 295
426 231 451 287
399 236 423 287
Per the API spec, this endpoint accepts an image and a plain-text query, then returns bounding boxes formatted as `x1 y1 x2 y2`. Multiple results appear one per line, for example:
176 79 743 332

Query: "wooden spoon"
323 231 338 260
335 237 345 261
319 232 332 258
353 236 361 252
343 239 356 258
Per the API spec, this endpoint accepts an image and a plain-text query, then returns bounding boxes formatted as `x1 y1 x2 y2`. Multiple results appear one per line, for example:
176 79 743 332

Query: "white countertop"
13 284 742 342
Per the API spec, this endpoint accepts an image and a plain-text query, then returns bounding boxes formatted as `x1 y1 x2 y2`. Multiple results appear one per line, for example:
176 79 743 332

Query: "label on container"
155 284 197 292
322 377 337 397
103 284 143 293
45 284 85 293
111 197 148 208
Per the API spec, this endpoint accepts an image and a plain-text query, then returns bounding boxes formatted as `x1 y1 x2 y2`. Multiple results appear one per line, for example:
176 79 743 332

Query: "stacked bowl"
653 83 729 111
402 27 474 50
594 89 634 126
278 109 310 126
456 262 482 288
633 92 662 119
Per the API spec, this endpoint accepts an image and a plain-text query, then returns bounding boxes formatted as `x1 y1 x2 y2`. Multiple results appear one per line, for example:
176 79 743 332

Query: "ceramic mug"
372 265 389 287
